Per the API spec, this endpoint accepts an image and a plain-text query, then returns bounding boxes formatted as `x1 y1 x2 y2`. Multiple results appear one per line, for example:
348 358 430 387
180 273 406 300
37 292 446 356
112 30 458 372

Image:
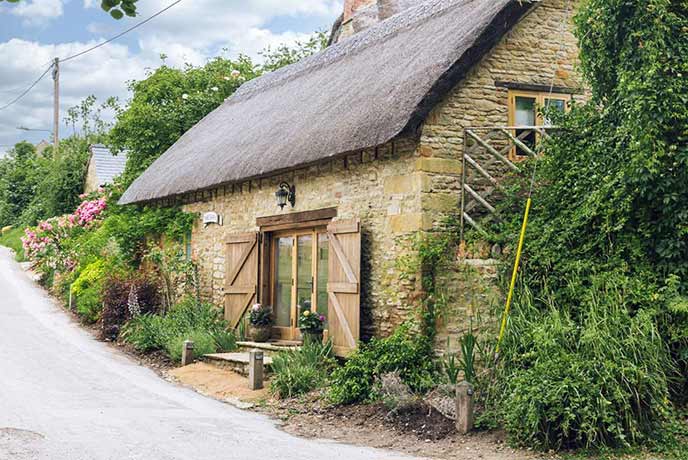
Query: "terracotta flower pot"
249 324 271 342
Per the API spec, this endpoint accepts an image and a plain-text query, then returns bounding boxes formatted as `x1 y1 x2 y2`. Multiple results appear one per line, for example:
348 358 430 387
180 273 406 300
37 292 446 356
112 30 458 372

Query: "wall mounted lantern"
275 182 296 209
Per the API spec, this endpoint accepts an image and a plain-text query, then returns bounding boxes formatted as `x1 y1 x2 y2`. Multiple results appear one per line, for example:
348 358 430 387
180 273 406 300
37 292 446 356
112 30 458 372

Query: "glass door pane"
514 96 536 125
514 96 537 157
296 234 313 316
316 233 329 321
274 236 293 328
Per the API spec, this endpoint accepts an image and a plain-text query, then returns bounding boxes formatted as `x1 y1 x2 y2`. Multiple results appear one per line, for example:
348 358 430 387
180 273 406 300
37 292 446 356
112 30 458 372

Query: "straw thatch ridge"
120 0 538 205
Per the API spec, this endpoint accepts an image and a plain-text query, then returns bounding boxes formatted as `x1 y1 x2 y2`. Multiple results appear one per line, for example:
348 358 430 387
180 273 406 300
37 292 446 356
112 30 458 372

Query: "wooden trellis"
459 126 552 239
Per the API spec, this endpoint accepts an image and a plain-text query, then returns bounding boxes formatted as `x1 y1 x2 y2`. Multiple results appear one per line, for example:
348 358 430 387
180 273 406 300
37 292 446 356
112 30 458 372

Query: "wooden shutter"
327 219 361 356
224 232 259 329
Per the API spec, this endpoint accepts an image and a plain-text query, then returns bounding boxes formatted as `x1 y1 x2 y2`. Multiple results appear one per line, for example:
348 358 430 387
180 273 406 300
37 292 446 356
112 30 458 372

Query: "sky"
0 0 342 155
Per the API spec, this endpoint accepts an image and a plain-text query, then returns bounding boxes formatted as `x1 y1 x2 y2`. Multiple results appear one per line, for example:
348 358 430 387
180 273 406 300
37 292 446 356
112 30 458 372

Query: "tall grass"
270 340 335 399
121 297 236 362
496 278 672 450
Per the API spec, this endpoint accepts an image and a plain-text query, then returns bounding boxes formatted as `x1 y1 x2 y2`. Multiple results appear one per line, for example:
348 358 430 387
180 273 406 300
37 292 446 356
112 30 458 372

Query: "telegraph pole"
52 57 60 157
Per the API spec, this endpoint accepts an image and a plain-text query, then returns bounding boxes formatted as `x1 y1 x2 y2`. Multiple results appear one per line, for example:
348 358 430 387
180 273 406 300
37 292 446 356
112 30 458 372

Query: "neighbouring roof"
120 0 537 205
89 144 127 185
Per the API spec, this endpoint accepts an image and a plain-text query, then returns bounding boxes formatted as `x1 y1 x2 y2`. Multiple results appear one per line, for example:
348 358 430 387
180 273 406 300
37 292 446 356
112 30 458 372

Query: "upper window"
508 90 571 159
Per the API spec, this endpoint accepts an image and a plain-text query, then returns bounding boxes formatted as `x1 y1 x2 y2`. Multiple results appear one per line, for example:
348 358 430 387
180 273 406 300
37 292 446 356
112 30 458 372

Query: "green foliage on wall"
484 0 688 451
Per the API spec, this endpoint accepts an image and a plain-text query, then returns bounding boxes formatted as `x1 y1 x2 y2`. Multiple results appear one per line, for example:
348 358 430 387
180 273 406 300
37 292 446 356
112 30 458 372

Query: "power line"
60 0 184 63
0 64 53 112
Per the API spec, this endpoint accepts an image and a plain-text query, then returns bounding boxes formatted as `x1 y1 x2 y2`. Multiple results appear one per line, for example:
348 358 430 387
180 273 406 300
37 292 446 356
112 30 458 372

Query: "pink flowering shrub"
22 190 109 277
73 197 107 226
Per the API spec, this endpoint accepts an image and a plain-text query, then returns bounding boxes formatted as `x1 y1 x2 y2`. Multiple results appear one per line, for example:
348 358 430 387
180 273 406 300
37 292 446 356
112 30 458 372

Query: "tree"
0 141 37 227
111 35 328 186
110 56 260 185
0 95 115 227
101 0 138 19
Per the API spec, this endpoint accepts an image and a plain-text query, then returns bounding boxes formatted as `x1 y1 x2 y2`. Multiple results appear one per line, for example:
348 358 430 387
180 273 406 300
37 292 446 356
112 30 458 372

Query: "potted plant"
298 305 325 344
248 303 273 342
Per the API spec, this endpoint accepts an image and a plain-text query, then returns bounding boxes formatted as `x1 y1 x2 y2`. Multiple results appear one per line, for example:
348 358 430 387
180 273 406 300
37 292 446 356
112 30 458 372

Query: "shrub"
121 313 164 352
164 330 218 363
75 286 102 323
210 328 237 352
270 340 335 399
498 280 671 450
328 324 437 405
121 297 229 361
101 275 159 340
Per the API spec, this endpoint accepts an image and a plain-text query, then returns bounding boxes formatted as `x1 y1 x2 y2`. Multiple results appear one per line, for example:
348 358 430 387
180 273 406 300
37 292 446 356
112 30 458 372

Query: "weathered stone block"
388 213 432 233
422 193 458 213
383 174 419 195
415 158 462 175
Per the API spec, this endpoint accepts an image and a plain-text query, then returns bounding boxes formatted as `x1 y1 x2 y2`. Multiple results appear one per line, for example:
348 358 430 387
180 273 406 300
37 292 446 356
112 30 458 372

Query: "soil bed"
261 391 540 460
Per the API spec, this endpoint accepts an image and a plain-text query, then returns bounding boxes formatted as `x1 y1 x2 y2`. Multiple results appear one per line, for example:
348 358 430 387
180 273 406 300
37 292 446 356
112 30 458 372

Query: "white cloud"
131 0 340 60
11 0 64 26
0 38 153 155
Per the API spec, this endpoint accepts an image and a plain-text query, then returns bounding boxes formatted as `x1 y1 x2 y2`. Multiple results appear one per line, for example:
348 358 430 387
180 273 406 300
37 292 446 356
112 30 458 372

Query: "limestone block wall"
419 0 585 226
416 0 587 349
181 138 425 339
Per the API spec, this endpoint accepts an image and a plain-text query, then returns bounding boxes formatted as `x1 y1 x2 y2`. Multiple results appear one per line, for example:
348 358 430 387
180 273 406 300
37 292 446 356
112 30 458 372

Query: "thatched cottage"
120 0 584 355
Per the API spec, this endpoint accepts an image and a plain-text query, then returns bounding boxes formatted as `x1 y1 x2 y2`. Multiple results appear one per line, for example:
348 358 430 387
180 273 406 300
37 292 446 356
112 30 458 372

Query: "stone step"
203 352 273 376
236 340 300 356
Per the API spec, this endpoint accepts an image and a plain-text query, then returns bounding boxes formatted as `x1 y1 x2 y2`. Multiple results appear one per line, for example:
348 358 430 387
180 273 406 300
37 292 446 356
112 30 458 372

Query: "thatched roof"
120 0 537 205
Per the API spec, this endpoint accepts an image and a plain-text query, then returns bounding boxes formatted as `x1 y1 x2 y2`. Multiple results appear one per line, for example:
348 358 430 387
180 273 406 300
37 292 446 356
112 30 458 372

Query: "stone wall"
182 138 426 339
419 0 584 224
83 157 99 194
416 0 586 349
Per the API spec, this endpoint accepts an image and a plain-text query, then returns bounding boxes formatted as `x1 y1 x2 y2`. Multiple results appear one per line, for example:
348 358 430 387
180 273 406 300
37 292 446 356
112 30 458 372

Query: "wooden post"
181 340 194 366
248 349 264 390
52 57 60 157
455 381 474 434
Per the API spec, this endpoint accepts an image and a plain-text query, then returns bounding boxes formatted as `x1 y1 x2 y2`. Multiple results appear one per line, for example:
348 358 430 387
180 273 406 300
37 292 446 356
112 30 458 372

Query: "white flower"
211 86 219 92
230 69 241 78
181 93 189 100
223 76 231 81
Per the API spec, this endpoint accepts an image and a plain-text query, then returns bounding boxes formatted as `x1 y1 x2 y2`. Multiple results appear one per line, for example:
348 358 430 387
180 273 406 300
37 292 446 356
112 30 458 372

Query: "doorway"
270 228 329 340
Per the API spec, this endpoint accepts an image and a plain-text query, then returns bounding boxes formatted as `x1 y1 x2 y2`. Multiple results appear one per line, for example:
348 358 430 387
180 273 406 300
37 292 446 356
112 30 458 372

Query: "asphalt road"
0 248 414 460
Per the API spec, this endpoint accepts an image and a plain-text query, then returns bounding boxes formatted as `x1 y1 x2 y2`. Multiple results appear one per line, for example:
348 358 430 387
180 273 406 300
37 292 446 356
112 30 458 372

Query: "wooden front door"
224 233 259 328
326 219 361 356
270 228 330 341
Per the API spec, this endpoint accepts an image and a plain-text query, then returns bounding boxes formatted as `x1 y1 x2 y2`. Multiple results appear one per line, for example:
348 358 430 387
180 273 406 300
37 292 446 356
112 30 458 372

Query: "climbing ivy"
483 0 688 450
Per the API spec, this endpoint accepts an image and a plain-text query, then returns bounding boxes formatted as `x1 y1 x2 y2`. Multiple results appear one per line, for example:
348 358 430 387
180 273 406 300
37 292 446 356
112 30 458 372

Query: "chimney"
378 0 418 21
343 0 376 23
334 0 418 43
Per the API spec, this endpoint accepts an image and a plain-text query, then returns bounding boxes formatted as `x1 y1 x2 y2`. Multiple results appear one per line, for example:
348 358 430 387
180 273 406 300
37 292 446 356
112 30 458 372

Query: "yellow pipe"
496 196 531 353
